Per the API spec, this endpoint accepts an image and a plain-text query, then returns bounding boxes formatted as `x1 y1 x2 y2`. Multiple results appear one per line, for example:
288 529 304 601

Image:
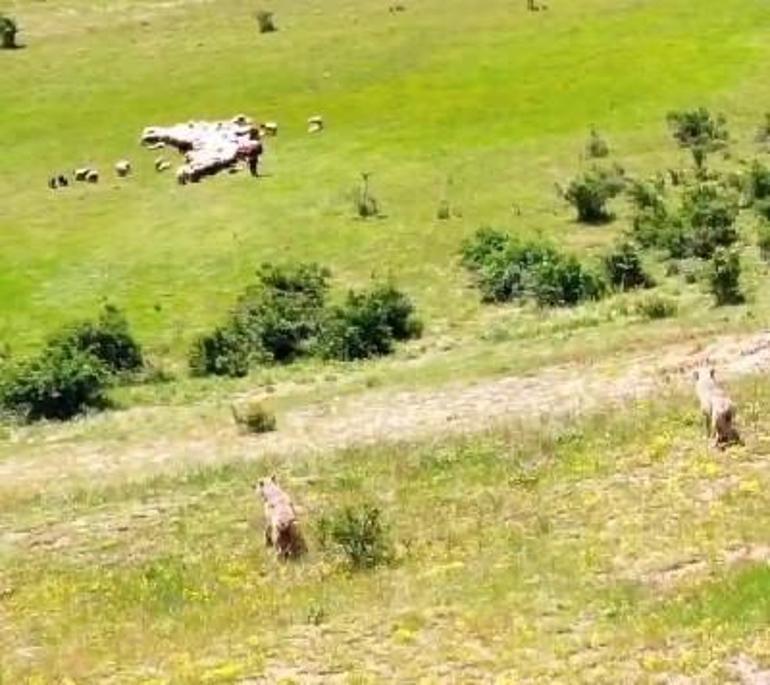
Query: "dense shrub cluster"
667 108 728 168
461 228 606 306
602 241 654 291
317 503 393 570
0 306 142 422
190 264 421 376
565 165 625 223
708 247 744 306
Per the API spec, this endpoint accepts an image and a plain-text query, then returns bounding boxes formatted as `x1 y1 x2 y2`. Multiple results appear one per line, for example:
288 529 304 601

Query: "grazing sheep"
307 115 324 133
261 121 278 136
115 160 131 177
85 169 99 183
156 160 171 172
256 475 306 560
48 177 57 190
57 175 69 187
74 168 90 182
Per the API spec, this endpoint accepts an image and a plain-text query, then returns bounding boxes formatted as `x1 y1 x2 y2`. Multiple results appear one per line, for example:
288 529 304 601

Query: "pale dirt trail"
3 330 770 497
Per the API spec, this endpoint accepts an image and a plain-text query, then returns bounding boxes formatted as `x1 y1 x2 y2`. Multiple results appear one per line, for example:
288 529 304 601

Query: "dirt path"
2 330 770 497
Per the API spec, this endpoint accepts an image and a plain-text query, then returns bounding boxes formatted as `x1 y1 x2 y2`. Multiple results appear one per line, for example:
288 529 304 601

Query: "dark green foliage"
317 503 393 570
627 177 666 212
746 161 770 204
460 227 509 271
233 263 330 363
0 344 111 422
634 294 678 320
529 255 606 307
477 242 560 303
757 220 770 261
708 247 744 306
188 327 250 378
47 305 144 376
682 183 740 259
603 242 654 291
565 166 625 223
256 10 276 33
0 14 18 49
585 128 610 159
319 283 422 361
667 108 728 168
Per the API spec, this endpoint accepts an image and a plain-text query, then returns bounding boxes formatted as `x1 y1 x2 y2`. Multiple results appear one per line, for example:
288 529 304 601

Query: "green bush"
603 241 654 291
585 128 610 159
0 14 18 49
667 108 728 167
682 183 740 259
565 166 625 223
0 344 111 422
232 399 276 433
477 242 560 303
317 503 393 570
319 283 422 361
529 255 606 307
746 161 770 205
708 247 744 306
188 326 250 378
634 294 678 320
256 10 276 33
627 177 665 212
757 220 770 261
47 305 143 376
460 227 510 272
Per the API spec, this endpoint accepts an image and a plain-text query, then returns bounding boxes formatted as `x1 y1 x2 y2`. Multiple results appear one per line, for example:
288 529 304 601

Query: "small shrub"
460 227 510 272
667 108 729 167
634 294 678 320
585 128 610 158
232 399 276 433
682 182 740 259
317 503 392 570
627 177 665 212
188 326 250 378
565 166 625 223
476 241 560 303
47 305 144 376
0 344 111 422
436 199 451 220
0 14 18 49
256 10 276 33
603 241 654 291
355 173 379 218
746 161 770 204
757 220 770 261
319 283 421 361
708 247 744 306
529 255 606 307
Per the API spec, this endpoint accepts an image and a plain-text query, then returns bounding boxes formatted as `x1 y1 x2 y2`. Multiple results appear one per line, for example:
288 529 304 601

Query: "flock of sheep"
47 113 324 190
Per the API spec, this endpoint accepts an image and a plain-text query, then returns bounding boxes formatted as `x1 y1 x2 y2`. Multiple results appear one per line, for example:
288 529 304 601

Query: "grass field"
4 0 770 681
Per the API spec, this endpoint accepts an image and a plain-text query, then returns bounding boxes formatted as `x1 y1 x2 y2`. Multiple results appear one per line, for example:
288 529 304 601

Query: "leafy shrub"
319 283 422 361
746 161 770 205
476 241 560 303
355 173 379 218
256 10 276 33
188 326 250 378
667 108 728 167
627 177 665 212
603 241 654 291
708 247 744 306
757 220 770 261
460 227 509 272
0 344 111 422
47 305 143 376
232 399 276 433
0 14 18 49
634 294 678 320
630 206 691 258
529 255 606 307
565 166 625 223
233 263 330 363
682 183 740 259
585 128 610 158
317 503 393 570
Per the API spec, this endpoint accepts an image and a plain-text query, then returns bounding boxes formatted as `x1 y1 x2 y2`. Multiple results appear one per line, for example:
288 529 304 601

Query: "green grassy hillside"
3 0 770 366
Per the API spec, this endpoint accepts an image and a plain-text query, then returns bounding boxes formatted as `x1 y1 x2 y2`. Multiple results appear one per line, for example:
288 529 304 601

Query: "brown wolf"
693 367 741 448
256 476 306 560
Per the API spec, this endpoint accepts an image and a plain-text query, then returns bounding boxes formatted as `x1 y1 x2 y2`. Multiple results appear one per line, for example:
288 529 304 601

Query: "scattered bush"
708 247 744 306
0 14 18 49
529 255 606 307
460 227 510 272
355 173 379 218
188 326 250 378
585 128 610 159
256 10 276 33
627 177 665 212
667 108 728 167
603 241 654 291
630 206 690 258
565 166 625 223
232 399 276 434
682 183 740 259
757 220 770 261
0 344 111 422
47 305 143 376
319 282 422 361
317 503 393 570
746 161 770 205
634 294 678 320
